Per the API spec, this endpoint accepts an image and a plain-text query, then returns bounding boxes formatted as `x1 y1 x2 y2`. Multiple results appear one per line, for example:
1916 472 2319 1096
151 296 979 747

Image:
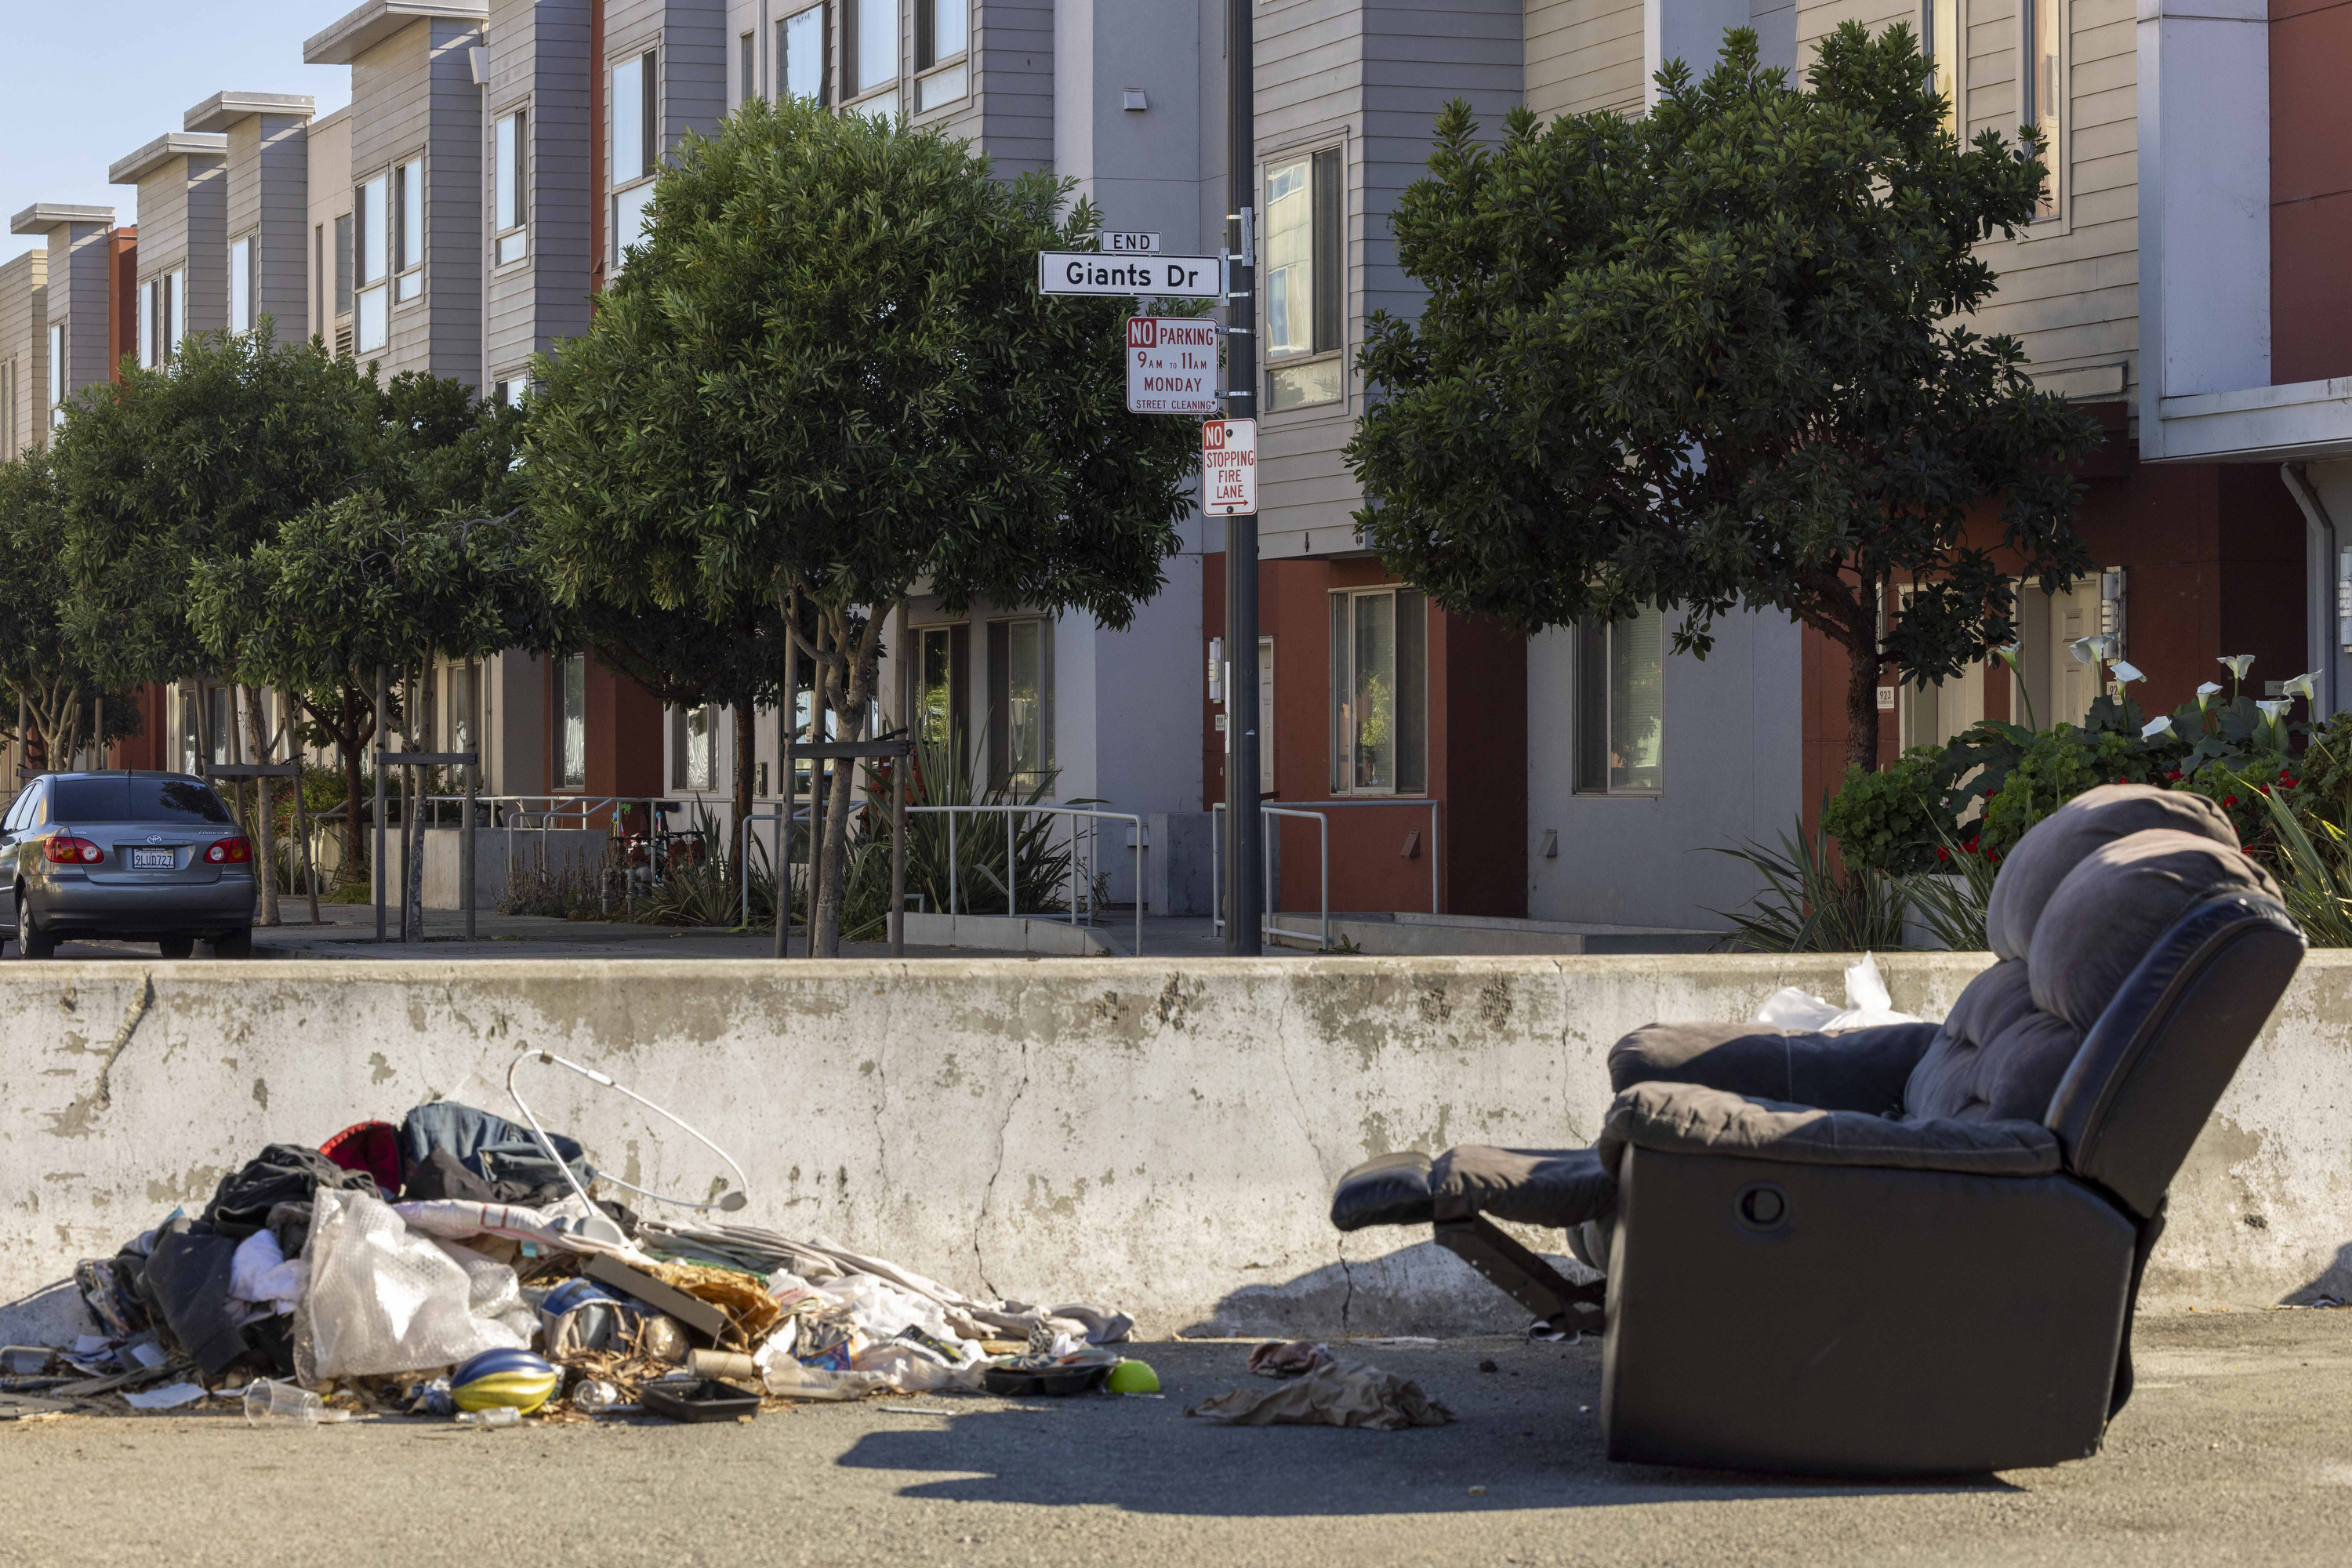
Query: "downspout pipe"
2282 462 2340 719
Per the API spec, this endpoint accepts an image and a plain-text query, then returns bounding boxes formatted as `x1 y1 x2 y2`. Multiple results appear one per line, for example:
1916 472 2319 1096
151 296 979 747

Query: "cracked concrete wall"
0 953 2346 1342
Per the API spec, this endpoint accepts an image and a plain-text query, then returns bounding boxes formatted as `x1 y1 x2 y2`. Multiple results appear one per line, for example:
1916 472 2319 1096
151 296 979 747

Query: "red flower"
1985 848 2001 865
2223 795 2239 808
2167 770 2183 782
2257 785 2270 797
2282 776 2298 789
1936 846 1951 862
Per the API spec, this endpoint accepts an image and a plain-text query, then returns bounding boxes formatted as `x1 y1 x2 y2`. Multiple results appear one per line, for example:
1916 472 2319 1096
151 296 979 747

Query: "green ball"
1107 1359 1160 1394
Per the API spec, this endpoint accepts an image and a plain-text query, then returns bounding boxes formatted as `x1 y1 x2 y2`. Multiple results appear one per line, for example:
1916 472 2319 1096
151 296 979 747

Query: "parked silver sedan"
0 771 259 958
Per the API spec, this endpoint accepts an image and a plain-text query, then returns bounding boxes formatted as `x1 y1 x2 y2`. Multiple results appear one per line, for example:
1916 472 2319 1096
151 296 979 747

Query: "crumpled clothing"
227 1230 307 1317
393 1197 633 1256
779 1235 1132 1345
205 1145 380 1240
1189 1358 1454 1430
1248 1338 1336 1378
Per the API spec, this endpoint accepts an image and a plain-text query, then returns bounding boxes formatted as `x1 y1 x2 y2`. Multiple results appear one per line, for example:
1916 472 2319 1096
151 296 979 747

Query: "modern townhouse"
0 248 42 463
108 129 224 373
188 93 318 345
6 204 119 437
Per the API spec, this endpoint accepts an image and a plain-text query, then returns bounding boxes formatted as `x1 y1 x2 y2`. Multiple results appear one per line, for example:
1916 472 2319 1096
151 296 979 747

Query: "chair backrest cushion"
1984 786 2238 961
1903 957 2084 1123
2027 829 2280 1033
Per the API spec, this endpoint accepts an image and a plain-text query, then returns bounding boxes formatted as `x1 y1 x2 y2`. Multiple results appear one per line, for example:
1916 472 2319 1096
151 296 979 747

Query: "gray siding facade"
483 0 593 386
9 208 118 417
306 107 355 348
0 251 45 460
111 136 231 347
213 105 318 345
605 0 728 271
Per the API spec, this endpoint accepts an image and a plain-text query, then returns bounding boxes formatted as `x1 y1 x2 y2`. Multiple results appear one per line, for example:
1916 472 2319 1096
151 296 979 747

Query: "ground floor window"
1575 608 1664 794
557 653 587 788
988 619 1055 792
673 702 719 792
1330 587 1428 794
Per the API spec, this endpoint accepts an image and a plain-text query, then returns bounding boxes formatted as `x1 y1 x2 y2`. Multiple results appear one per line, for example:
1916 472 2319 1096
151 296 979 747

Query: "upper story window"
138 274 181 370
495 109 529 267
915 0 967 112
354 172 389 353
1330 586 1427 796
1575 607 1664 795
848 0 900 118
395 161 424 301
230 235 256 335
779 4 831 104
1922 0 1960 136
1264 147 1344 413
47 322 65 429
739 31 756 107
612 49 659 267
2020 0 2061 220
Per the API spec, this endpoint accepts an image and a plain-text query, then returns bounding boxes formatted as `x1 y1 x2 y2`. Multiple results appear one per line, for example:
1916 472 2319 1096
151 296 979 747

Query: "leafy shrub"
1708 820 1911 953
1976 725 2154 854
1821 749 1955 874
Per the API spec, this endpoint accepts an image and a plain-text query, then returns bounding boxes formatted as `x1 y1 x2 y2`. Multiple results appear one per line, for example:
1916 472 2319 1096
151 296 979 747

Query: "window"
179 689 201 776
915 624 960 750
779 5 829 103
2020 0 2060 219
47 322 64 429
394 160 423 301
334 212 354 318
314 223 325 338
557 652 586 788
165 269 183 361
1330 588 1427 794
1264 147 1345 412
354 172 388 351
850 0 898 104
230 235 255 334
1574 608 1664 794
673 704 719 792
611 51 659 267
916 0 966 110
988 619 1054 792
138 279 156 369
1924 0 1960 135
495 110 528 267
447 660 477 757
740 31 756 105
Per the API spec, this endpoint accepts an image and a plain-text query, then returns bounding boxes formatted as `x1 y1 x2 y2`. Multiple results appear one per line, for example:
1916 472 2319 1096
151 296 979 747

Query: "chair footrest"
1436 1216 1606 1336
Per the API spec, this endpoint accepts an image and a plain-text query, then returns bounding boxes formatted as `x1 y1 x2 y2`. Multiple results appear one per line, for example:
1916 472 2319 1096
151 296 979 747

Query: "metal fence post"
890 746 906 958
373 665 387 944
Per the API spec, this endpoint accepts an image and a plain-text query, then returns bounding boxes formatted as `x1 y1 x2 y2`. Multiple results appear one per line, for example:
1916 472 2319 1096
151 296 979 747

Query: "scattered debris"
1190 1357 1454 1429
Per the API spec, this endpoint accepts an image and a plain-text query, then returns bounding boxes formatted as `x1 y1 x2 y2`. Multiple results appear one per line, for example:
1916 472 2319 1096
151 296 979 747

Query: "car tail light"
205 837 254 865
45 837 103 865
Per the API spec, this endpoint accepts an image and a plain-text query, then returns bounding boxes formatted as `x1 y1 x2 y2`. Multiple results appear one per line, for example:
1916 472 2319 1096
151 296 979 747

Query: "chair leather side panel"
2044 897 2304 1218
1602 1146 2136 1476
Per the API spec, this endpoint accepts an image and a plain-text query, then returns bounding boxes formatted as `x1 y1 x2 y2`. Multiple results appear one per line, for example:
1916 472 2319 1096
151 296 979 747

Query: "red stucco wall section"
2273 0 2352 383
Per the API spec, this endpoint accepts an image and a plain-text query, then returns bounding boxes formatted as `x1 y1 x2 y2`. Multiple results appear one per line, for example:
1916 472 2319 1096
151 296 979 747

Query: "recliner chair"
1330 786 2305 1475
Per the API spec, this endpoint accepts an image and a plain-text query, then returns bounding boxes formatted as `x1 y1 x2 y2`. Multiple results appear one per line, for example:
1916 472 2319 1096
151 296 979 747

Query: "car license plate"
130 848 176 870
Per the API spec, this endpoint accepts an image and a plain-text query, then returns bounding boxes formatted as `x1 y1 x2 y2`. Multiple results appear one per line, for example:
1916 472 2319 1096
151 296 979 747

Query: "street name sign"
1126 317 1221 415
1105 232 1162 252
1037 252 1219 298
1203 418 1258 514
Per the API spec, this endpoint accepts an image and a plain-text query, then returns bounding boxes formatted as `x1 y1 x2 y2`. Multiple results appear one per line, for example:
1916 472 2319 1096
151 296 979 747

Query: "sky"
0 0 354 262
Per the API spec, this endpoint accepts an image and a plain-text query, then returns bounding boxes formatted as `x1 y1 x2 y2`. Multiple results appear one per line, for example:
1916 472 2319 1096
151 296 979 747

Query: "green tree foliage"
1347 24 2103 771
0 452 143 771
526 97 1202 953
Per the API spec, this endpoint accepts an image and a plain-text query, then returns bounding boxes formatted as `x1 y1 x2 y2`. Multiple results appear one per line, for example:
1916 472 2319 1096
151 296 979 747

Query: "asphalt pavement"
2 1314 2346 1566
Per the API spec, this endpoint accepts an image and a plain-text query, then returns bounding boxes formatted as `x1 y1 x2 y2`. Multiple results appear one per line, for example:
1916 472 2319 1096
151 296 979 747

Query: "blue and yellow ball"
452 1348 560 1414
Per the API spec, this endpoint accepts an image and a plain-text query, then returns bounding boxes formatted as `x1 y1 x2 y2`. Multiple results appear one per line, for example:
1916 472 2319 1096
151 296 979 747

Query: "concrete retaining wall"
3 953 2347 1344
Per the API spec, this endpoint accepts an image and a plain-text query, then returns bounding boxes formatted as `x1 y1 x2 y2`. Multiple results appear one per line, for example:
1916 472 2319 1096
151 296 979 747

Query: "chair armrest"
1609 1020 1940 1114
1595 1082 2060 1177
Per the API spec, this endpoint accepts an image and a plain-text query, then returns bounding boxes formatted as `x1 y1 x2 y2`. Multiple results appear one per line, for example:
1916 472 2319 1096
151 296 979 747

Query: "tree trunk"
243 684 280 927
1845 633 1882 773
812 607 879 956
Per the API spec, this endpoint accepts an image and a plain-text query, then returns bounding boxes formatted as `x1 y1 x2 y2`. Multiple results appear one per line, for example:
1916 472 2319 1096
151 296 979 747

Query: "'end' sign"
1203 418 1257 516
1127 317 1221 415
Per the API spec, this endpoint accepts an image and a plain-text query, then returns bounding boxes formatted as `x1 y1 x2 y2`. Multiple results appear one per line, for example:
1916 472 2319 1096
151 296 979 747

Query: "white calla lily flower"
2195 681 2223 712
2220 654 2256 681
2283 670 2321 702
2110 660 2145 684
2069 637 2100 667
2142 715 2174 739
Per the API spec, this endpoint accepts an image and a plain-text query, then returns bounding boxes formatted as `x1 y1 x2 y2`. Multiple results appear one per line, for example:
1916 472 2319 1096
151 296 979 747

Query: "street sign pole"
1223 0 1261 956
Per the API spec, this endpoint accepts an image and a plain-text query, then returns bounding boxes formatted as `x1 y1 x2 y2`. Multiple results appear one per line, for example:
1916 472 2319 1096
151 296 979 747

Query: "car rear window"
49 778 234 826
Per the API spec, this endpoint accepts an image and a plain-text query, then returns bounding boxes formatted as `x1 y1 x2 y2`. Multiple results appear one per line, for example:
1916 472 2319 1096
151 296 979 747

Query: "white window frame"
394 159 424 303
914 0 967 113
494 107 529 268
230 234 256 335
1262 144 1346 415
2018 0 2067 230
1328 586 1428 797
777 3 832 104
138 279 156 369
989 617 1056 794
47 322 65 429
355 172 390 353
673 702 720 793
1923 0 1962 136
1573 608 1665 797
848 0 901 116
610 49 659 269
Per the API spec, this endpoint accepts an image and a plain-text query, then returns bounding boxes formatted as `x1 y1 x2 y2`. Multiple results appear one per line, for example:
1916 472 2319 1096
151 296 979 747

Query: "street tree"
1346 24 2103 770
0 452 141 773
527 96 1202 953
50 328 388 913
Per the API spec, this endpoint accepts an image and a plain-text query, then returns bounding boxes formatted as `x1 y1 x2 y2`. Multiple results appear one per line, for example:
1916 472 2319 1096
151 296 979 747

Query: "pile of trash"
2 1088 1137 1427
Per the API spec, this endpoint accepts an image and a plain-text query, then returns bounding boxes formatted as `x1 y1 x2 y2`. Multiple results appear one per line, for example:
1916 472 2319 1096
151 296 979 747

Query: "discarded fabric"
1190 1358 1454 1429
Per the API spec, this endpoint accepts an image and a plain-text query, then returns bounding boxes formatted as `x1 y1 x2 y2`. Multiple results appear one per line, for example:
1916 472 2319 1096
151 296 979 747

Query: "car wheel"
211 926 254 959
158 935 196 959
21 911 57 960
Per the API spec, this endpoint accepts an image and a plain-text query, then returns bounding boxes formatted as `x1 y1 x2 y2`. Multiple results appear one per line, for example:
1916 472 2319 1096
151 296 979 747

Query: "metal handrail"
903 804 1146 957
419 793 691 919
1213 797 1441 949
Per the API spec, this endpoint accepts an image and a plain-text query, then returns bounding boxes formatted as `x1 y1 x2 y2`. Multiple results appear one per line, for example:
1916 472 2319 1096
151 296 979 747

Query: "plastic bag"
753 1335 888 1401
1754 953 1919 1033
852 1341 983 1392
811 1275 978 1362
295 1189 532 1381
